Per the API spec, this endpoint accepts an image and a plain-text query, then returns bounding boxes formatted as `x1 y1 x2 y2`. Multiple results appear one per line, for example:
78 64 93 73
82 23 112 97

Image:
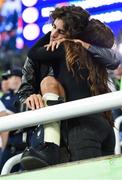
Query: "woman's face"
50 18 69 42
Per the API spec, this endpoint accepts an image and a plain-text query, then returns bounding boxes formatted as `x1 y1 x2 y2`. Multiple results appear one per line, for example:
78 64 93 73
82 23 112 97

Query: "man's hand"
44 38 91 51
24 94 44 110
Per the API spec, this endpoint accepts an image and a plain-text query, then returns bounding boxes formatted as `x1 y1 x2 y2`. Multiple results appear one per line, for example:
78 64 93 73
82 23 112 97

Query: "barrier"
114 116 122 154
1 91 122 175
0 91 122 132
1 154 22 175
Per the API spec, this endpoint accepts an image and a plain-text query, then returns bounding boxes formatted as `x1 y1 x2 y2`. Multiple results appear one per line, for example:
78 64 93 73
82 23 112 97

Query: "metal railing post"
114 116 122 154
0 91 122 132
1 153 22 175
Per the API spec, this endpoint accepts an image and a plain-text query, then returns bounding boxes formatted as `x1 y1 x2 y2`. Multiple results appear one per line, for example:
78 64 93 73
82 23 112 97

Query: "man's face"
1 79 9 93
50 18 68 42
8 76 21 91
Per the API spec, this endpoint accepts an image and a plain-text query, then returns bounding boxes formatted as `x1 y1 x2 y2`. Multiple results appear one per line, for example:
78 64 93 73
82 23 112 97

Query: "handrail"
1 91 122 175
1 153 22 175
0 91 122 132
1 116 122 175
114 116 122 154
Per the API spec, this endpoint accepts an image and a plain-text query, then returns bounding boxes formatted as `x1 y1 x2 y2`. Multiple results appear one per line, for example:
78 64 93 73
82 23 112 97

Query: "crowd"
0 5 122 174
0 67 25 172
0 0 21 51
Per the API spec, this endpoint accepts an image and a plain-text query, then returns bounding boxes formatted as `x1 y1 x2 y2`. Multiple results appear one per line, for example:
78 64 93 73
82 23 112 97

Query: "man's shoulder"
27 32 51 60
32 32 51 49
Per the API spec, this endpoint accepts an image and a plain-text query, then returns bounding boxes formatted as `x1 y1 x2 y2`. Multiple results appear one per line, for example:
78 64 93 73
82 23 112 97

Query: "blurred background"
0 1 122 173
0 0 122 71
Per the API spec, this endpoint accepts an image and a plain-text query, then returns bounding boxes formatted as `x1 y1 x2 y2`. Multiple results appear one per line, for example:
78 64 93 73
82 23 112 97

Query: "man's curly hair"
51 5 114 48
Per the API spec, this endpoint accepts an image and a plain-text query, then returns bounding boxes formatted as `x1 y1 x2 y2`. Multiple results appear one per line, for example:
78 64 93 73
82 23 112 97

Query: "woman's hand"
24 94 44 110
44 38 91 51
44 38 66 51
72 39 91 49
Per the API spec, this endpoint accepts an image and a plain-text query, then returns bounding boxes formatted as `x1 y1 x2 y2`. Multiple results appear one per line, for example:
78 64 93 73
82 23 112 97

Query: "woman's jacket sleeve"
88 46 120 70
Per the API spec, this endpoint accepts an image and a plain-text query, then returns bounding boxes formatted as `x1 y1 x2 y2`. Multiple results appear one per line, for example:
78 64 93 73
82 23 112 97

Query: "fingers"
37 94 44 108
25 94 44 110
73 39 82 44
44 41 57 51
55 41 60 49
55 39 65 49
71 39 91 49
44 44 52 51
44 38 89 52
44 38 66 51
51 41 57 51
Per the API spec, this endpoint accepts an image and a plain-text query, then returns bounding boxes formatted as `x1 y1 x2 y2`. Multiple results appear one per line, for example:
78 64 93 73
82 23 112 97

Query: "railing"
1 91 122 175
114 116 122 154
1 154 22 175
0 91 122 132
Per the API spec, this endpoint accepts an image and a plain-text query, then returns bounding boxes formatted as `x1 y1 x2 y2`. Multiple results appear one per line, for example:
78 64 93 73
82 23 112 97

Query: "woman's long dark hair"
51 5 114 125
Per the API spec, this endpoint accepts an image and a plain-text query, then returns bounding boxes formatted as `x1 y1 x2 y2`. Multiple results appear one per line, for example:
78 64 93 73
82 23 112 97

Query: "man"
1 68 22 112
0 71 10 96
0 71 14 158
0 67 27 173
0 100 13 170
18 5 120 170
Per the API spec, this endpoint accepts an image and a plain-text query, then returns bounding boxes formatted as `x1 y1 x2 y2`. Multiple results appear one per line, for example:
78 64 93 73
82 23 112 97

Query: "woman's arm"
72 39 120 70
43 37 120 70
87 45 120 70
28 33 120 70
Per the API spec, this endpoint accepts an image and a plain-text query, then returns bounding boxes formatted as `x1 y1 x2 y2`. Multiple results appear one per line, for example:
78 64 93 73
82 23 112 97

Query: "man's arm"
0 100 13 114
18 33 51 105
17 57 36 103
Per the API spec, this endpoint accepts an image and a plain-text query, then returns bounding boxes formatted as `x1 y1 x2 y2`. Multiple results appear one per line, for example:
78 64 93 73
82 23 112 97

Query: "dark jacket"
18 32 120 103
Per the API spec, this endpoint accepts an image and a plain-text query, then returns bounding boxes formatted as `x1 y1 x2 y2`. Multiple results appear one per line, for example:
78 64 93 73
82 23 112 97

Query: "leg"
68 114 114 161
102 126 115 156
68 124 102 161
40 76 65 146
21 76 66 170
41 76 65 97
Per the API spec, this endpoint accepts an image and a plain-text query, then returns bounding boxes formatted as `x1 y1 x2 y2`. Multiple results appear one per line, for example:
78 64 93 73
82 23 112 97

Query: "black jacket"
18 32 120 103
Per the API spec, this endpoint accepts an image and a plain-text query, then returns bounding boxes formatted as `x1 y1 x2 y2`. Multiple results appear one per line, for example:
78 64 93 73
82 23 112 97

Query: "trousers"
66 114 115 161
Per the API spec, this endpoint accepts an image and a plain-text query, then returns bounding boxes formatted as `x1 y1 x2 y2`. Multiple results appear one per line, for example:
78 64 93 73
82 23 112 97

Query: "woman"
18 5 119 170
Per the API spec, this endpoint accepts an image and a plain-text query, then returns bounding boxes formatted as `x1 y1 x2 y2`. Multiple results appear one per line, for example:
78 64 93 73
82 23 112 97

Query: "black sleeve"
30 32 51 50
17 57 37 103
28 45 65 66
28 31 65 65
88 46 120 70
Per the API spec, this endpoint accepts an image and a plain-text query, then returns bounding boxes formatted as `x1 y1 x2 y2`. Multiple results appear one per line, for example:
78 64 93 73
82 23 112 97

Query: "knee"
40 76 59 94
